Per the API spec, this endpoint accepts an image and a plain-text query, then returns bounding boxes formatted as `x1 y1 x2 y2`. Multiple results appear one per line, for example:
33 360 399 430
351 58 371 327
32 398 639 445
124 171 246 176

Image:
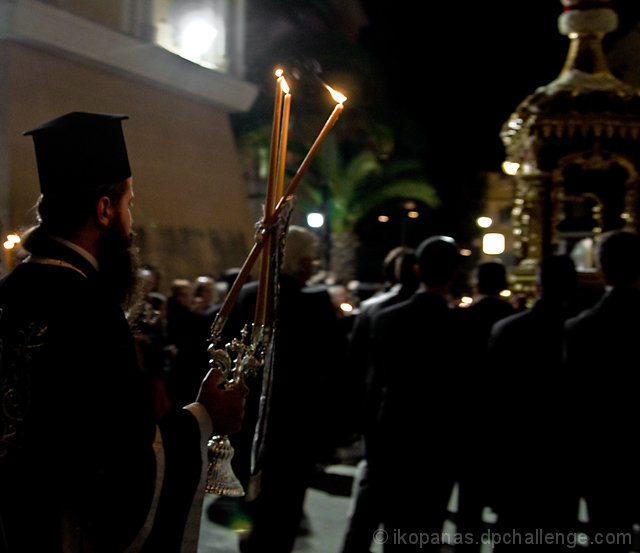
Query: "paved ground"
197 465 364 553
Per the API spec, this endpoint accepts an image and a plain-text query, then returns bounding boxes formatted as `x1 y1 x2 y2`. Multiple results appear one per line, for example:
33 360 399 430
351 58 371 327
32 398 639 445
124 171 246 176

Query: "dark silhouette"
488 255 580 552
564 230 640 553
339 246 419 553
166 279 211 410
372 235 461 552
455 261 514 552
219 226 348 553
0 112 244 552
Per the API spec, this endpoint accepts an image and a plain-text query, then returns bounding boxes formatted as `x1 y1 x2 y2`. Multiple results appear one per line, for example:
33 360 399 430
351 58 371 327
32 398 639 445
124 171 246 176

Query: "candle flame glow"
325 84 347 104
281 77 290 94
275 68 284 78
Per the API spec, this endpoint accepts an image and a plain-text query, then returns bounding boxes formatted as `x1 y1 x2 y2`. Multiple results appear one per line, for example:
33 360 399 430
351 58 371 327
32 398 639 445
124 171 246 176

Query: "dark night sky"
241 1 640 277
357 1 640 171
353 1 640 243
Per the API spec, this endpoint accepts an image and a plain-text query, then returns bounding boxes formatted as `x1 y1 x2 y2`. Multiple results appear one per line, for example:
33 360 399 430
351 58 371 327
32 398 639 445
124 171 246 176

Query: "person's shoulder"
371 294 414 326
564 301 601 334
1 261 92 304
301 283 334 307
490 306 531 337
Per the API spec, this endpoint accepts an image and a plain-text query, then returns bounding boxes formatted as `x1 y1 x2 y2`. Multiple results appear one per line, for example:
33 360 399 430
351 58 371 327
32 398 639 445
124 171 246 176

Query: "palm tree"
296 133 440 282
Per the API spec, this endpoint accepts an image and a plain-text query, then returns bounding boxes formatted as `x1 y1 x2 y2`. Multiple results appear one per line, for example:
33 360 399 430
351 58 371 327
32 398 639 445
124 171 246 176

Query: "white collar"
52 236 99 271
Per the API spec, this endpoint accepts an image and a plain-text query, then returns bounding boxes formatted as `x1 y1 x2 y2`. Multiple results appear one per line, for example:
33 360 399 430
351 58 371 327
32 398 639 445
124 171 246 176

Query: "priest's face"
97 179 139 309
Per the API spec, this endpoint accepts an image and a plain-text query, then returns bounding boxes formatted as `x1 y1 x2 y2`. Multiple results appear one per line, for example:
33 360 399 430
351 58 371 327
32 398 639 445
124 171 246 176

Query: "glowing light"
407 211 419 219
324 84 347 104
459 248 472 257
3 234 19 249
477 216 492 228
340 302 354 313
378 215 389 223
179 18 218 60
307 212 325 228
483 233 505 255
500 289 512 298
459 296 473 308
502 161 520 175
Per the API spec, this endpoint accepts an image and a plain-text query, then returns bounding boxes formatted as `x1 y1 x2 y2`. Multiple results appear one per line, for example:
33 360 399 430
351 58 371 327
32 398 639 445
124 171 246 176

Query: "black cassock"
0 239 206 553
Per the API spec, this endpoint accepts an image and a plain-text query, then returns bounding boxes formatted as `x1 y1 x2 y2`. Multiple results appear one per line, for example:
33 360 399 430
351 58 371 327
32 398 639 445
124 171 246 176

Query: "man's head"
596 230 640 287
475 261 508 296
538 254 577 301
382 246 419 289
23 112 132 239
281 226 319 285
23 112 138 307
416 235 459 289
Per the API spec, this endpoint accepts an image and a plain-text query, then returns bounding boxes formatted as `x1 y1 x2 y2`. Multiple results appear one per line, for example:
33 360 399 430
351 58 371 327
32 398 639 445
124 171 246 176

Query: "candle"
216 241 263 321
265 69 284 214
3 243 13 273
255 71 290 325
212 80 347 331
275 78 291 200
276 84 346 210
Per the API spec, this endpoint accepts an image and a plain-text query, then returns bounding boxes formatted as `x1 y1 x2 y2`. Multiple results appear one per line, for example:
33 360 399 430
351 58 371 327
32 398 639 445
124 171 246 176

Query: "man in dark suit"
564 230 640 553
488 254 580 552
372 235 461 552
455 260 514 552
221 226 348 553
0 112 245 553
339 246 419 553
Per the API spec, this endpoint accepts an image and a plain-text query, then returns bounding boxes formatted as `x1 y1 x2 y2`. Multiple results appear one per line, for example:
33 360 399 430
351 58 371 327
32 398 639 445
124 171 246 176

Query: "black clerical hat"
23 111 131 195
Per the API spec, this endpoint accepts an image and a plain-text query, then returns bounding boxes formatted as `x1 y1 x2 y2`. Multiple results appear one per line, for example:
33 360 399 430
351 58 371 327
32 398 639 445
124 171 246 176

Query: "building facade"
0 0 258 290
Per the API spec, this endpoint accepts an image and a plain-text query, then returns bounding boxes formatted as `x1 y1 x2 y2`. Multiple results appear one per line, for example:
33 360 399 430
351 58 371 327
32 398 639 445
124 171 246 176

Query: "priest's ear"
95 195 116 228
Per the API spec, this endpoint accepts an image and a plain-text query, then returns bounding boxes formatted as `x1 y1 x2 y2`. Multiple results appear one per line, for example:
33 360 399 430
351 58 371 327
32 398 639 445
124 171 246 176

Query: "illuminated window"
154 0 228 71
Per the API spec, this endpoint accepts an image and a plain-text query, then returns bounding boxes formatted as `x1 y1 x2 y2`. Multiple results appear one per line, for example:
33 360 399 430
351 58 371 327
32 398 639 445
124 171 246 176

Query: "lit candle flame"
281 77 290 95
275 68 284 78
325 84 347 105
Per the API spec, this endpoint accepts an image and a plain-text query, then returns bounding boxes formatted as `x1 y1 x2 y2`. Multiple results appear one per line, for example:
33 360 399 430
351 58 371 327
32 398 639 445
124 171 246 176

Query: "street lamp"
476 216 492 228
482 233 505 255
307 212 325 228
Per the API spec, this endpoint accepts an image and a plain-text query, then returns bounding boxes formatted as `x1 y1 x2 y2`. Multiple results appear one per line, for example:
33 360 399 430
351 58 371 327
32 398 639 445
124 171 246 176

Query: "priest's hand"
196 368 246 436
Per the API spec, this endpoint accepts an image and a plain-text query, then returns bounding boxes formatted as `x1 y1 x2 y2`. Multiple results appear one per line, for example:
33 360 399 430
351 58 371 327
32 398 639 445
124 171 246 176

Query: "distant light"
340 302 354 313
459 296 473 308
3 234 19 250
407 211 419 219
502 161 520 175
477 216 492 228
378 215 389 223
459 248 472 257
307 212 325 228
178 12 218 61
499 289 512 298
483 233 505 255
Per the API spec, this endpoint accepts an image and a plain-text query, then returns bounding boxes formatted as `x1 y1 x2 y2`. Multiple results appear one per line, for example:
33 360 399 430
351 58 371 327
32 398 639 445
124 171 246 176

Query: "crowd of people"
2 110 639 553
130 228 640 553
336 231 640 553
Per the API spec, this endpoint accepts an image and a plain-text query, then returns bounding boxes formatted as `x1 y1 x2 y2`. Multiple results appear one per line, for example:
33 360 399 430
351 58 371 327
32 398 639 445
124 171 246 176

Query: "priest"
0 112 245 553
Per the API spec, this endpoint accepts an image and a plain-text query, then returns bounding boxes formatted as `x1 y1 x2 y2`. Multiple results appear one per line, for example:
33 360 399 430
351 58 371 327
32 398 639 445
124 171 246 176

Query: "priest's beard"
97 217 139 311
